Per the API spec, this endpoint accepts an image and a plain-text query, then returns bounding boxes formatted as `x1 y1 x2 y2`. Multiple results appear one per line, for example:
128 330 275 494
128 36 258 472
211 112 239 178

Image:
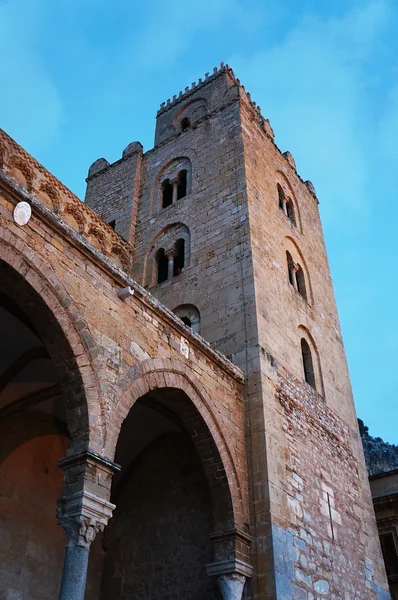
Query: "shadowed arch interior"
100 387 233 600
0 260 90 447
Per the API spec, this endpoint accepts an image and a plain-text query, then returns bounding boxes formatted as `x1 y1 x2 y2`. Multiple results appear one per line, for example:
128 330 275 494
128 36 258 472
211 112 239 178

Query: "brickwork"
0 63 390 600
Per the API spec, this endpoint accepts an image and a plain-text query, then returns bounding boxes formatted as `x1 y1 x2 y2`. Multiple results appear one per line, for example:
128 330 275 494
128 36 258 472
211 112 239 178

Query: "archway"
0 259 99 599
101 386 236 600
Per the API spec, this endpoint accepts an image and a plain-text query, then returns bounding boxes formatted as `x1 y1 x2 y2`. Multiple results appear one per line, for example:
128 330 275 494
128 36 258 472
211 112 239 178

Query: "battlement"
0 129 133 271
157 62 263 120
155 62 270 147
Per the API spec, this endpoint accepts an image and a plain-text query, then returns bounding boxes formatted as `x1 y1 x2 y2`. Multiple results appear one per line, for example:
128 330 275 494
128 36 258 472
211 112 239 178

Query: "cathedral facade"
0 64 390 599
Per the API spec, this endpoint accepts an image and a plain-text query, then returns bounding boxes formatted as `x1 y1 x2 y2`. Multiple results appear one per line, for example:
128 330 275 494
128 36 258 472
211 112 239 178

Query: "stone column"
172 179 179 204
282 199 288 215
57 490 115 600
57 451 118 600
166 248 175 280
207 529 252 600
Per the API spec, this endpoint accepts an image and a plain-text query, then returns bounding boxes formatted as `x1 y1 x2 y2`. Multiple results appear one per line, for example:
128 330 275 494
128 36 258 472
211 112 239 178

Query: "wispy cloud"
229 0 394 227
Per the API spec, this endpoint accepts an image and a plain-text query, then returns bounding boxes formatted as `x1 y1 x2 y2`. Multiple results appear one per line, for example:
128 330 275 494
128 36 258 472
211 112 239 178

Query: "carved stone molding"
206 558 253 579
57 489 115 548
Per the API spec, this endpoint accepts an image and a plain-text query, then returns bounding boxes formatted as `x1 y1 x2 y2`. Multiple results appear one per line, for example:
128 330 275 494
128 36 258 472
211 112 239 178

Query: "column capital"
165 247 175 259
57 489 115 548
207 528 252 579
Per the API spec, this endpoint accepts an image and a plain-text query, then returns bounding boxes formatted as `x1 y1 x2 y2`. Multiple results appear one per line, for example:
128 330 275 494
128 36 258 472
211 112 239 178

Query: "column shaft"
172 181 178 204
59 545 90 600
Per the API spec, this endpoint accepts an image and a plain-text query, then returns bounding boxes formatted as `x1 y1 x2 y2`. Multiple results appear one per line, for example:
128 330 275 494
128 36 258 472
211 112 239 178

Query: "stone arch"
173 303 201 333
109 241 131 272
172 97 208 129
61 202 86 234
107 358 245 530
37 180 61 213
150 155 194 214
0 238 101 454
8 156 34 192
276 170 302 232
143 222 191 287
87 222 106 251
298 325 324 397
283 236 313 305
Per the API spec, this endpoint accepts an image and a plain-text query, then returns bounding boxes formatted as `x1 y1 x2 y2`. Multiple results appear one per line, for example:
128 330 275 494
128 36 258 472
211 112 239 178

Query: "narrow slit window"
177 170 187 200
173 238 185 276
286 252 296 287
162 179 173 208
301 338 316 389
277 184 285 210
157 249 169 284
296 265 307 300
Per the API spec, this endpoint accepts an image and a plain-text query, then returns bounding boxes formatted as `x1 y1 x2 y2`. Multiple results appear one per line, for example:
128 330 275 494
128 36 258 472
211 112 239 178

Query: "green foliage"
358 418 369 437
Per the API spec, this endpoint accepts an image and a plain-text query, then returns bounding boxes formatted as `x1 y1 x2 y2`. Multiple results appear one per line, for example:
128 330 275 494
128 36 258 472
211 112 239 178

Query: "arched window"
173 304 201 333
286 198 296 225
162 179 173 208
277 184 285 210
181 117 190 132
278 183 296 226
156 249 169 284
286 252 307 301
301 338 316 389
177 170 187 200
173 238 185 276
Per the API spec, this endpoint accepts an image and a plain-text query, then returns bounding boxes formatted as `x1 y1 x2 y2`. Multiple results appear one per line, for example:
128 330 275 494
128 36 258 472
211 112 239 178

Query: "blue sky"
1 0 397 442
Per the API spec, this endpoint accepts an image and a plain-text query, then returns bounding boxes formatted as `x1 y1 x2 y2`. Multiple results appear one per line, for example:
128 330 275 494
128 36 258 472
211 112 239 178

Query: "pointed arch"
108 358 246 530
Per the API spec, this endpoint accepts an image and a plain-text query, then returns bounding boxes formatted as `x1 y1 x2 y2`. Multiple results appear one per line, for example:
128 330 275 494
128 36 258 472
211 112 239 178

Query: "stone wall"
101 433 216 600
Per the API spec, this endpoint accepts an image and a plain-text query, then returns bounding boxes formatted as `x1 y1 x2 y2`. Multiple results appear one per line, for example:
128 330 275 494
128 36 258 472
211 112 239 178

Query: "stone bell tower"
85 64 390 600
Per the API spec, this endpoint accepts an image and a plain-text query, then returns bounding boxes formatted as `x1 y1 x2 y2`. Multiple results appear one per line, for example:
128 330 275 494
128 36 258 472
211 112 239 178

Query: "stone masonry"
0 63 390 600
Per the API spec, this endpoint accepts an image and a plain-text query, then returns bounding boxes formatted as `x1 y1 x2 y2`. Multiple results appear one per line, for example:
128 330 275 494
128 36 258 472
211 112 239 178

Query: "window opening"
157 249 169 284
301 338 316 389
286 252 296 288
108 219 116 230
380 532 398 577
286 198 296 225
277 184 285 210
173 238 185 276
177 170 187 200
181 316 192 327
181 118 190 132
296 265 307 300
162 179 173 208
